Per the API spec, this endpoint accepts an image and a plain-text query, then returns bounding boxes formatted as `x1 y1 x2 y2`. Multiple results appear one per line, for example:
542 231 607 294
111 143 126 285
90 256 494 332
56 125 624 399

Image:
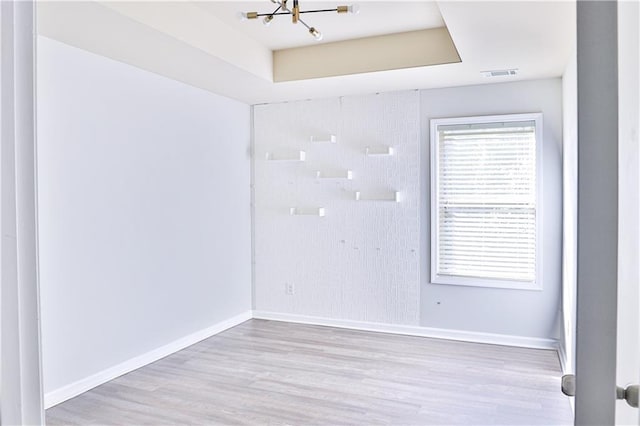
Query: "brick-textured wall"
254 91 421 325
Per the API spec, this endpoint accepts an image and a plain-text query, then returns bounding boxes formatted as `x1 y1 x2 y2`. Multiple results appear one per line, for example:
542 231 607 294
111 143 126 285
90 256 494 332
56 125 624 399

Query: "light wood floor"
47 319 573 425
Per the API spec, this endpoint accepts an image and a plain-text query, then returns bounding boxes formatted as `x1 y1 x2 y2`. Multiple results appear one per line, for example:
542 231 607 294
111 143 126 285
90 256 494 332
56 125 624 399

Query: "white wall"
253 79 563 340
615 1 640 423
36 37 252 395
253 92 421 324
561 48 578 374
419 79 563 339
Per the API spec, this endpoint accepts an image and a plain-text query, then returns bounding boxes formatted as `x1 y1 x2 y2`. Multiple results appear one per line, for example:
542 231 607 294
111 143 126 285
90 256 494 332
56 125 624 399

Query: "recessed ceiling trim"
98 1 273 81
273 27 461 82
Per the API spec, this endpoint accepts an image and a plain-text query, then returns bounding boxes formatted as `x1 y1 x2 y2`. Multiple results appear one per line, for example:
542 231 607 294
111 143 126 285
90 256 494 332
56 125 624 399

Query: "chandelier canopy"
240 0 360 41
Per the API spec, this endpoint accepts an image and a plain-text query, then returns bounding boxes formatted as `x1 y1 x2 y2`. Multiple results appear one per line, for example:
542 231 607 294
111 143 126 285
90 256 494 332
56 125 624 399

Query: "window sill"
430 275 542 291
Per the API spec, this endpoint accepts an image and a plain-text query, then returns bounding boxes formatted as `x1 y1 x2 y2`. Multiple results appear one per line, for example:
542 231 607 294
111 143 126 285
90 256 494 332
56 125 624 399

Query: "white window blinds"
433 119 538 285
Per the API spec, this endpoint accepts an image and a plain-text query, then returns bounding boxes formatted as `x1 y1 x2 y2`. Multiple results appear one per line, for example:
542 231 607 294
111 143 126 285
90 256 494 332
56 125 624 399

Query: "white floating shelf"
365 146 394 156
289 207 326 217
315 170 353 180
310 134 337 144
266 151 306 161
355 191 400 202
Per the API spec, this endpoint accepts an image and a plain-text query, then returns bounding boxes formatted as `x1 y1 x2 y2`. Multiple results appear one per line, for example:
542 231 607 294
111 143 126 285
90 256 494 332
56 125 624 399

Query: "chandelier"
240 0 360 41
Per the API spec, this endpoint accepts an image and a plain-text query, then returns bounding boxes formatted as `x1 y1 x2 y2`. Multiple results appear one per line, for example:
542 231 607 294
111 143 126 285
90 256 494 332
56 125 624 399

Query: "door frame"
574 1 620 424
0 0 45 424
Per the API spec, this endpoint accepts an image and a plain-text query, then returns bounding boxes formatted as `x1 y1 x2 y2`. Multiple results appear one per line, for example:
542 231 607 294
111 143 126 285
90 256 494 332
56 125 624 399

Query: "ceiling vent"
481 69 519 78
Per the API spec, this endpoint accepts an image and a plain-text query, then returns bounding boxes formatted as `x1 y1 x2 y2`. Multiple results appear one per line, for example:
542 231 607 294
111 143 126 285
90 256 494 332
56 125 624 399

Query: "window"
430 114 542 290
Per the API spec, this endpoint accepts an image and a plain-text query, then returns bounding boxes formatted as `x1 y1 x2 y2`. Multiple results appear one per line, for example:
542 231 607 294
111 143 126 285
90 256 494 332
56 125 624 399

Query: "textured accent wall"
254 91 421 325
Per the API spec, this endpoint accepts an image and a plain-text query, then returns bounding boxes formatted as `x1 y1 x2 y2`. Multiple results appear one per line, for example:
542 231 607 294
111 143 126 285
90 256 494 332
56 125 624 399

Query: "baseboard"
557 343 569 374
45 309 558 409
252 311 558 350
44 310 252 409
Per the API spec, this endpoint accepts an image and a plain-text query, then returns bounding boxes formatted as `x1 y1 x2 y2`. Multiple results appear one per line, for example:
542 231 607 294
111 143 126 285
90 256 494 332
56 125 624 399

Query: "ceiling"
36 1 576 105
195 1 445 50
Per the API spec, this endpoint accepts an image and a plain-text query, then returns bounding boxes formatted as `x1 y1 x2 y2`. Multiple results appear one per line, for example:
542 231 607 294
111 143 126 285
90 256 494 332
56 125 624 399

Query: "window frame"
429 113 544 291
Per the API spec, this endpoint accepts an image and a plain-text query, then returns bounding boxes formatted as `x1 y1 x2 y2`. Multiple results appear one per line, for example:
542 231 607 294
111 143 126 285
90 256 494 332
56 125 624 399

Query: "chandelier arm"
297 17 311 30
279 2 292 13
255 8 339 18
256 11 289 17
250 7 344 18
268 5 282 16
298 8 340 14
264 0 290 12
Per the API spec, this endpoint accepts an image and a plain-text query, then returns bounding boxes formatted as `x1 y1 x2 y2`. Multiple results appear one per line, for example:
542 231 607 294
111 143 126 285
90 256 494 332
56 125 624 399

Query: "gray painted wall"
574 2 618 424
36 37 252 395
419 79 563 339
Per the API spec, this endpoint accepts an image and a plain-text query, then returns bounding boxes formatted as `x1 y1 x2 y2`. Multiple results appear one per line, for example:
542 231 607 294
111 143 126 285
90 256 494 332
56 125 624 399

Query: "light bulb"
309 27 323 41
237 11 258 21
263 15 274 26
337 4 359 14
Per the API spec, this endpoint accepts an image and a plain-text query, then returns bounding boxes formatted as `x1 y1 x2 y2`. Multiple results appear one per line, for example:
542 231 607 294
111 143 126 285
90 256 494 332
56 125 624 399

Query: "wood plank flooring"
46 319 573 425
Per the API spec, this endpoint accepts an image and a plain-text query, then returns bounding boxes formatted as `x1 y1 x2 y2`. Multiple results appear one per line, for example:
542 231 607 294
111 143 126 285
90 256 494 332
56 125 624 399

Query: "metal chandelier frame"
240 0 359 41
